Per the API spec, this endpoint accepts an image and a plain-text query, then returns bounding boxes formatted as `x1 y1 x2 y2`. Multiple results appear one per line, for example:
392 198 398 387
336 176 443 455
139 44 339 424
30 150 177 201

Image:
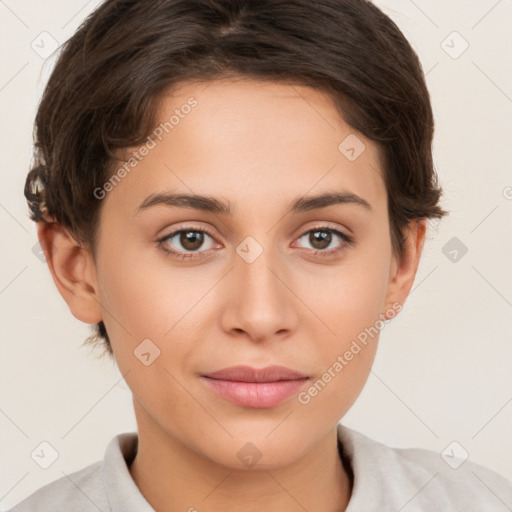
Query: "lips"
201 365 310 408
203 365 309 383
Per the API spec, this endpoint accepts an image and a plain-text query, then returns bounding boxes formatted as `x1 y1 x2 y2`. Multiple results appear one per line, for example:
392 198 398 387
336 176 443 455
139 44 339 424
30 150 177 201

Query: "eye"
157 224 353 261
293 227 353 258
158 225 219 260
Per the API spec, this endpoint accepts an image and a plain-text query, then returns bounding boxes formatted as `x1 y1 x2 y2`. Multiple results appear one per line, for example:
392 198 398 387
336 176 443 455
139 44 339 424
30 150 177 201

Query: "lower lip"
201 377 309 408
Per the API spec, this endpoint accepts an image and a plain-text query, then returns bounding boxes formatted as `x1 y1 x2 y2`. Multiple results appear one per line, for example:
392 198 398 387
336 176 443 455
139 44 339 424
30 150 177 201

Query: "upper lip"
202 365 309 383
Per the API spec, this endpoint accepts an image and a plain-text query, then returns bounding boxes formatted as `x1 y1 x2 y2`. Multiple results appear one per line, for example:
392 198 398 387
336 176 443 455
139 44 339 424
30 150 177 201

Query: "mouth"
200 365 310 408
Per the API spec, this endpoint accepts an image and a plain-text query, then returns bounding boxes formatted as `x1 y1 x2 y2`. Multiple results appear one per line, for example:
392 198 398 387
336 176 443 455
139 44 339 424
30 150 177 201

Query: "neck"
128 409 352 512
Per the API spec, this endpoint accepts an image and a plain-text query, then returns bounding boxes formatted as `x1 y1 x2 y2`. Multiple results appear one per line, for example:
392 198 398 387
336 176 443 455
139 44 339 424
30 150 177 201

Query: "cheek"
303 238 392 402
96 253 203 423
95 242 215 384
310 244 392 345
295 303 385 422
96 220 392 420
96 238 206 340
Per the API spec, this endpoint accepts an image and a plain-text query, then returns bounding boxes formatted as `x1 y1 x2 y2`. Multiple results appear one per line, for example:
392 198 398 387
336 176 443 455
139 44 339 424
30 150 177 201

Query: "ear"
37 221 103 324
382 218 427 319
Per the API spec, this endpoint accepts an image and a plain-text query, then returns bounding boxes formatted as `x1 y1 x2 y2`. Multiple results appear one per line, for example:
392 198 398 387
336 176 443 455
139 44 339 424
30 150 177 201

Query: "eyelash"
157 224 354 261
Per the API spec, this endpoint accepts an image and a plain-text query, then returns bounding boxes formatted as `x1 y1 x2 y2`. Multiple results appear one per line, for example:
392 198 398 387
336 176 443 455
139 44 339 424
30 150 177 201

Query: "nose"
219 244 299 344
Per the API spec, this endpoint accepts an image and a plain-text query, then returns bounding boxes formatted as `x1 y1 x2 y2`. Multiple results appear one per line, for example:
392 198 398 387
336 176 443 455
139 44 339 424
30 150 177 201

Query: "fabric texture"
8 424 512 511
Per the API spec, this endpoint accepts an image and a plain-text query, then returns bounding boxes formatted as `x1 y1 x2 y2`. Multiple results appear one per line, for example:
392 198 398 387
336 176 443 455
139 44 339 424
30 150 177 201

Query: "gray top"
8 424 512 511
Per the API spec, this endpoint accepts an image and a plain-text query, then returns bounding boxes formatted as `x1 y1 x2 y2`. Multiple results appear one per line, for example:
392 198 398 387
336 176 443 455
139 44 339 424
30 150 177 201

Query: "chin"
200 435 306 471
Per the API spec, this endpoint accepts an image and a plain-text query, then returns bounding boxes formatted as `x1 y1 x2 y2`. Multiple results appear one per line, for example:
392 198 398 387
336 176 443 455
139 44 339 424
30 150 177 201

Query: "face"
82 78 412 469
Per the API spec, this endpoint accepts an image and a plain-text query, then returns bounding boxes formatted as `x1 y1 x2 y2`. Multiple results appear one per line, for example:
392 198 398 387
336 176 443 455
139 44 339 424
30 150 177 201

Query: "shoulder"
394 445 512 511
7 460 107 512
337 424 512 511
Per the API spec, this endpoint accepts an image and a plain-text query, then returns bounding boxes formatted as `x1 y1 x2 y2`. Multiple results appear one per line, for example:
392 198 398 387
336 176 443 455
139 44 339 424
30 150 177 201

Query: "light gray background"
1 0 511 509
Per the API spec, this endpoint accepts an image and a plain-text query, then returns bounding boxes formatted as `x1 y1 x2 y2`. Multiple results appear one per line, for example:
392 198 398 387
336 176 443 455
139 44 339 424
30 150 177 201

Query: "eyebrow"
136 191 372 215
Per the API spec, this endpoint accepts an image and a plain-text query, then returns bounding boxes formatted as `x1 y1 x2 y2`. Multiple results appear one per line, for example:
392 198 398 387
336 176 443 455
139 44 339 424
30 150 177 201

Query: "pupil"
311 230 330 249
181 231 203 250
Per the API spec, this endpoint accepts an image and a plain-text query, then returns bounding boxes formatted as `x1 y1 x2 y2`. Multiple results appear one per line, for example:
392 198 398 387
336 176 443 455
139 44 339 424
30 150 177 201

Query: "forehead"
106 78 386 217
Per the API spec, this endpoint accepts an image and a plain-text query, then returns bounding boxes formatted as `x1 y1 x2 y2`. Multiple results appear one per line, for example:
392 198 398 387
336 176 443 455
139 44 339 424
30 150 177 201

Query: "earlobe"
37 221 103 324
382 219 427 319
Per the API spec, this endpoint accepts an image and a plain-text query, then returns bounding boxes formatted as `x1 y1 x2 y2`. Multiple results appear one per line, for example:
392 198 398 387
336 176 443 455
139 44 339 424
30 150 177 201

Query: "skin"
38 77 426 512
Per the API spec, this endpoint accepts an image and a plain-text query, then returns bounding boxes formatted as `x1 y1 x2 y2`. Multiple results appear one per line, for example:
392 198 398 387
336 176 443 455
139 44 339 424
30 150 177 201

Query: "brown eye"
159 227 218 259
308 230 332 250
178 231 205 251
295 227 352 257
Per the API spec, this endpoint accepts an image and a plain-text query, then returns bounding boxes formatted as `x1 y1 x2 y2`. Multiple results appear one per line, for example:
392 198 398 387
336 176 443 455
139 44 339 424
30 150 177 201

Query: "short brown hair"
25 0 448 358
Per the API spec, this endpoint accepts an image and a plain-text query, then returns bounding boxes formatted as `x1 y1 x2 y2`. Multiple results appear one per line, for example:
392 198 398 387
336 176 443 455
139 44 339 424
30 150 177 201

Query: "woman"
13 0 512 510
